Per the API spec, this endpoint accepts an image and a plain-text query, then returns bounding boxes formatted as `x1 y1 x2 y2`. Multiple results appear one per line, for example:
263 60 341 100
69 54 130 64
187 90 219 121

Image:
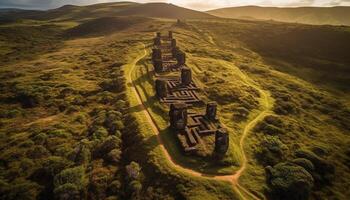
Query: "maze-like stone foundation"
152 31 229 157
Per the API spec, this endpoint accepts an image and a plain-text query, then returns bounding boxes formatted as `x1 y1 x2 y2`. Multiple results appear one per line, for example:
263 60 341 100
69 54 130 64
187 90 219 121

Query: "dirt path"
126 43 272 200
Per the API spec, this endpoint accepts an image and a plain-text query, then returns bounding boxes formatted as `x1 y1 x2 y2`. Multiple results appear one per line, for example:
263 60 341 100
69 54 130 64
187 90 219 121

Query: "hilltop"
0 2 215 22
207 6 350 26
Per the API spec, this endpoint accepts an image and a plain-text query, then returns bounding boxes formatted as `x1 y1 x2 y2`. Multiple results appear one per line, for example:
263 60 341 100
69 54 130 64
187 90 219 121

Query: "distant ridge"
0 2 216 21
115 3 216 19
207 6 350 26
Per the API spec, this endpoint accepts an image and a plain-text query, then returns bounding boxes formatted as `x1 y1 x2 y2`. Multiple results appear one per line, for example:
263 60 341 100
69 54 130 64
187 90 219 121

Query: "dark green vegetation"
186 18 350 199
207 6 350 26
0 2 349 200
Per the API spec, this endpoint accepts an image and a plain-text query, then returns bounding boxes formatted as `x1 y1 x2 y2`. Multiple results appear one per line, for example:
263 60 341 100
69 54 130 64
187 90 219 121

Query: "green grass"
1 3 349 199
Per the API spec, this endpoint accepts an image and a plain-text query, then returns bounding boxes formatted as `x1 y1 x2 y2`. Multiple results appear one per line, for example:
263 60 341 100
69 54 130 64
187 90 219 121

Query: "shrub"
105 149 122 164
94 136 121 158
5 179 42 200
266 162 314 200
68 145 91 165
292 158 315 173
32 132 47 145
108 180 121 195
54 183 80 200
43 156 74 176
90 168 112 199
295 149 335 187
255 135 287 166
26 145 50 159
126 161 141 180
92 126 109 140
54 166 87 199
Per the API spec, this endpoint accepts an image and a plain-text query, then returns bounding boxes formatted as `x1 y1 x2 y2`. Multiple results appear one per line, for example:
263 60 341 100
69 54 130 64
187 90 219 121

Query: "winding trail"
126 43 272 200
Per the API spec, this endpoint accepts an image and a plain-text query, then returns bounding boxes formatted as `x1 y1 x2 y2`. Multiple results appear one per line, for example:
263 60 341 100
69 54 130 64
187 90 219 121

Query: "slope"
207 6 350 26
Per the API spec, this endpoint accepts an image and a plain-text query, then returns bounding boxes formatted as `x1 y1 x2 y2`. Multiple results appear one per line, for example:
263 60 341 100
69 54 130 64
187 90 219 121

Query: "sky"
0 0 349 10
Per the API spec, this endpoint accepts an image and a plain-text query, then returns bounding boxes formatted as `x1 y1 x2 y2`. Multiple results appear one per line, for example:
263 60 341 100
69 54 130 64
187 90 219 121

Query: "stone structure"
152 48 162 61
206 102 217 121
169 103 187 130
153 60 163 73
155 79 167 98
176 51 186 65
214 128 229 155
181 67 192 85
171 39 177 48
154 37 161 46
172 46 179 58
169 31 173 39
156 32 161 38
151 31 229 158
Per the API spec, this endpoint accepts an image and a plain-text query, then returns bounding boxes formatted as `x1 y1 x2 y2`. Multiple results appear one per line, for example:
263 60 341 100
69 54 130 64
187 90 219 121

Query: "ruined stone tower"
152 48 162 61
181 67 192 85
176 51 186 65
171 39 177 48
168 31 173 39
169 103 188 130
154 37 161 46
172 46 179 58
214 128 229 156
206 102 217 121
156 32 161 38
155 79 167 98
153 60 163 73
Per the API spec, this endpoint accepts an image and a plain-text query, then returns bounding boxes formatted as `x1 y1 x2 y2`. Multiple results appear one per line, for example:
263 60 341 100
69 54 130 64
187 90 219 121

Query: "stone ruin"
206 102 217 121
169 103 188 130
171 39 177 48
214 128 229 155
181 67 192 85
154 32 161 46
155 79 167 98
154 37 161 46
176 51 186 66
168 31 173 39
152 48 162 61
153 60 163 73
152 31 229 158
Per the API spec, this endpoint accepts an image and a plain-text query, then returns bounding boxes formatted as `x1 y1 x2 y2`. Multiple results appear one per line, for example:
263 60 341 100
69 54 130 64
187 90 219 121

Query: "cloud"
0 0 349 10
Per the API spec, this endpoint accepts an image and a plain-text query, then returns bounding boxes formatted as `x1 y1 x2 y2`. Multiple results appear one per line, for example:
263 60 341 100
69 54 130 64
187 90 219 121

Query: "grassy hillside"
0 2 349 200
0 2 215 23
187 18 350 199
207 6 350 26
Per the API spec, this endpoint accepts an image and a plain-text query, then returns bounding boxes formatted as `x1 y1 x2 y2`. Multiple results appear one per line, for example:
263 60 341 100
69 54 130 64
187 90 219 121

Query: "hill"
0 2 215 22
207 6 350 26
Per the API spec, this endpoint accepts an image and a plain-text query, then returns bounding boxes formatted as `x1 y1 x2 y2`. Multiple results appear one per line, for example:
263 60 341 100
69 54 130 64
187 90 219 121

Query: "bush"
68 145 91 165
255 135 288 166
90 168 112 199
54 183 80 200
93 136 121 158
26 145 50 159
54 166 87 199
295 149 335 187
32 133 47 145
105 149 122 164
266 162 314 200
108 180 121 195
43 156 74 176
92 126 109 140
292 158 315 173
4 179 42 200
